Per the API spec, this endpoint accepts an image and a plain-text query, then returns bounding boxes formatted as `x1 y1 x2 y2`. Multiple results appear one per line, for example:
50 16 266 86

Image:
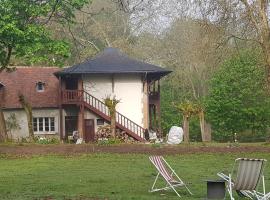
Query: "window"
96 118 105 126
45 117 49 131
36 82 45 92
33 118 38 132
51 118 55 131
0 82 4 89
38 117 43 131
33 117 55 133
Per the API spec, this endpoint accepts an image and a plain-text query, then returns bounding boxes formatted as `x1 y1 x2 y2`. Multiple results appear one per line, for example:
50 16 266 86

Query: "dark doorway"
84 119 95 143
0 83 5 106
65 77 78 90
65 116 78 140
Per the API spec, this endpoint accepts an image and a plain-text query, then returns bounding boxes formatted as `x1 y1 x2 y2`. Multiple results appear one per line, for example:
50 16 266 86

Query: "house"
0 67 60 140
0 48 171 142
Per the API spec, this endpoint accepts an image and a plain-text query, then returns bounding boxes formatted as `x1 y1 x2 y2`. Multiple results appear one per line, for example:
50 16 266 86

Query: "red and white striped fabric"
149 156 176 183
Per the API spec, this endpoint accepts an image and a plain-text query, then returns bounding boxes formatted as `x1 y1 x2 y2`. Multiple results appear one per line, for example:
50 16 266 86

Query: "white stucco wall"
3 109 28 140
83 74 112 100
83 74 144 127
84 110 109 132
3 108 59 140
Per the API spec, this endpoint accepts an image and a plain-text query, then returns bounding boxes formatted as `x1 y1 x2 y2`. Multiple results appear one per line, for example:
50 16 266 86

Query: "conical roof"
56 48 171 78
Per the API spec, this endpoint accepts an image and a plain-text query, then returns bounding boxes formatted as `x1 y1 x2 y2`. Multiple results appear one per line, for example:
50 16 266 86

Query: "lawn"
0 151 270 200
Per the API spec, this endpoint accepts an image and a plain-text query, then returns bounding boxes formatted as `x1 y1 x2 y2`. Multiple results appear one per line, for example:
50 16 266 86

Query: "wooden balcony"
61 90 83 104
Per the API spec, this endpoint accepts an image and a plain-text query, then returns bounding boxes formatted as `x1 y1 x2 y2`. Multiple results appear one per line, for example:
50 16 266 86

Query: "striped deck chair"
149 156 193 197
217 158 270 200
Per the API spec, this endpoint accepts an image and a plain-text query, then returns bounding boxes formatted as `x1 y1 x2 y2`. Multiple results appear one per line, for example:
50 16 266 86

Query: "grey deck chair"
149 156 193 198
217 158 270 200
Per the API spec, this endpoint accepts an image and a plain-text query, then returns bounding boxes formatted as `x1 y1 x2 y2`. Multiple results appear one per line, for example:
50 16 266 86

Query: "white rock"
167 126 183 145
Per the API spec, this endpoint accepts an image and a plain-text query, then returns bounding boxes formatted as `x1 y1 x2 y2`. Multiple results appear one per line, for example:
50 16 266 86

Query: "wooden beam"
77 76 85 139
58 76 63 141
142 80 149 129
82 104 85 140
157 80 161 136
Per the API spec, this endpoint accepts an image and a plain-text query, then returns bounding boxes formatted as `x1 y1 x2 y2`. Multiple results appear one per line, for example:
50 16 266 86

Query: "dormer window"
0 82 4 89
36 82 45 92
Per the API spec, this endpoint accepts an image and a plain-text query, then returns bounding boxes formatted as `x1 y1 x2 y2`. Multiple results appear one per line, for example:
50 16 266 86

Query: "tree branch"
240 0 261 37
42 0 60 25
0 46 13 72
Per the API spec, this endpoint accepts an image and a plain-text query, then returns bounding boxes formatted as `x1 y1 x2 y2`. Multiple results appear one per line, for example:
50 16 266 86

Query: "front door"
65 116 78 140
84 119 95 143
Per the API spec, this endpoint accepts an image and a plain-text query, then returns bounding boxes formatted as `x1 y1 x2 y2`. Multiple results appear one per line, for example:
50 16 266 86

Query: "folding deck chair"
149 155 193 197
217 158 270 200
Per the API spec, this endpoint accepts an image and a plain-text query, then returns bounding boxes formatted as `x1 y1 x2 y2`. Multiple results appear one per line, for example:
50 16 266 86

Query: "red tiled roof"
0 67 61 109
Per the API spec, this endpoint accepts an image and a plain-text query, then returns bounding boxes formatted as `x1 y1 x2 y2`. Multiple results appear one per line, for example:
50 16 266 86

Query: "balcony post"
59 76 64 141
143 80 149 129
77 76 85 140
157 80 161 135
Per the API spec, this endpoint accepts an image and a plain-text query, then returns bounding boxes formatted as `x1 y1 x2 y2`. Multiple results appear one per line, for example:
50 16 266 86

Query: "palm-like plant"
174 101 197 143
175 101 211 143
104 96 121 139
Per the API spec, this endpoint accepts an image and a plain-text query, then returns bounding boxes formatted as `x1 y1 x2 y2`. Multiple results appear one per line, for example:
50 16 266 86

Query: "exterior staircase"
62 90 145 141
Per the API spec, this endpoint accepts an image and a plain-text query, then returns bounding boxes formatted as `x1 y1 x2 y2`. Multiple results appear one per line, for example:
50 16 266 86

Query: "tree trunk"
260 42 270 83
199 111 212 142
25 106 34 142
0 108 7 142
199 111 206 142
265 54 270 84
183 115 189 143
204 122 212 142
111 112 116 139
18 95 34 141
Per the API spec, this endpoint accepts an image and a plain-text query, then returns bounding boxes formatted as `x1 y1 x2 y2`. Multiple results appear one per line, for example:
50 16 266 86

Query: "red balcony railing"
62 90 83 103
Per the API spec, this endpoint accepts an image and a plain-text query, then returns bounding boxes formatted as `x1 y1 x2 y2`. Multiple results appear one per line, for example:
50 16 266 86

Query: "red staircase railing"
62 90 83 103
62 90 145 140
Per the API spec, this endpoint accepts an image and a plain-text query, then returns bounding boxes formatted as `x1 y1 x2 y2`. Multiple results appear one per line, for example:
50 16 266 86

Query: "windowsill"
34 132 56 135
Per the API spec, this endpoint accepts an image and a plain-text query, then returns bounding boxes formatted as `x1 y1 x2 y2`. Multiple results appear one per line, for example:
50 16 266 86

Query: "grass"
0 152 270 200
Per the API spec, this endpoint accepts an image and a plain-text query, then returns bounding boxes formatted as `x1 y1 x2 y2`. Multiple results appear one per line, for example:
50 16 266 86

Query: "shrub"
36 137 60 144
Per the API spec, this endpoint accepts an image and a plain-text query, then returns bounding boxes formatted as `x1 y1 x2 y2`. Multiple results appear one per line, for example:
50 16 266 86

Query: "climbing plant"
5 113 21 139
18 94 34 142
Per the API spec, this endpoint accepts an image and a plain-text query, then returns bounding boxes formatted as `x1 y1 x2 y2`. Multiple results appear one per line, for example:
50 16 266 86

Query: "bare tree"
181 0 270 81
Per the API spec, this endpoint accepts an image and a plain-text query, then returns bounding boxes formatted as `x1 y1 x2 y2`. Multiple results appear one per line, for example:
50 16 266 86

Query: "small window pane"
33 118 37 132
97 119 104 126
45 117 49 131
50 117 55 131
36 82 45 92
38 118 43 131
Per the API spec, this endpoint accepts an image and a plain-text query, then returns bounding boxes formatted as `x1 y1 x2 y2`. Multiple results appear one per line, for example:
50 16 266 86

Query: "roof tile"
56 48 172 76
0 67 60 109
